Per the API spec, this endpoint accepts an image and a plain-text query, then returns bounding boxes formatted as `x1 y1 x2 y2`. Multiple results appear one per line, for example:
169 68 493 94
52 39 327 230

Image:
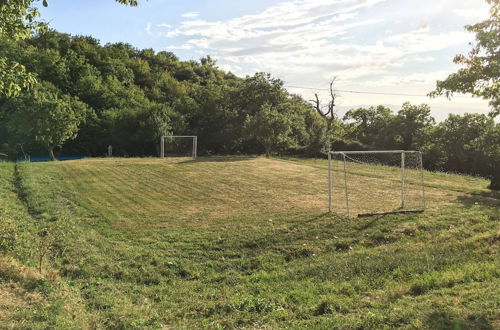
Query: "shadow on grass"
456 189 500 208
426 311 494 330
356 215 385 230
179 155 260 164
288 212 332 228
232 212 333 252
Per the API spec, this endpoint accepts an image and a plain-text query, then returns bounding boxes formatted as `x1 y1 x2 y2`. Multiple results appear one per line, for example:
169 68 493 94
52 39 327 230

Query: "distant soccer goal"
328 150 425 217
160 136 197 159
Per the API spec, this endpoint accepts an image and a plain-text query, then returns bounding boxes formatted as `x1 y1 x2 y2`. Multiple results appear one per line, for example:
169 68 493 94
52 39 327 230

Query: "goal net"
160 136 198 159
328 150 425 217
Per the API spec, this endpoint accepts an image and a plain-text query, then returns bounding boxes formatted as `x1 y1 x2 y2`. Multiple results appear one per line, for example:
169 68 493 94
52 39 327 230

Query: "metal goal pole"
328 150 424 217
160 136 165 158
328 151 332 212
161 136 197 159
419 151 426 210
193 136 198 159
342 152 349 217
400 151 405 208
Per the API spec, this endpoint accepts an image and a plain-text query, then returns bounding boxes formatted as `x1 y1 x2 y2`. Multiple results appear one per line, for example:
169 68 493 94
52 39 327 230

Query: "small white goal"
160 136 198 159
328 150 425 217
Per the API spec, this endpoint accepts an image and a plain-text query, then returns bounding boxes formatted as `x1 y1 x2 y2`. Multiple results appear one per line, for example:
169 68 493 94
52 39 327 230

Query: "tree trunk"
265 146 271 158
489 163 500 190
48 146 56 161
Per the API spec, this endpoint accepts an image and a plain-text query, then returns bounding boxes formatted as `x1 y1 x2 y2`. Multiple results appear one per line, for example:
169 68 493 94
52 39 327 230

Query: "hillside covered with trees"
0 0 499 188
0 31 329 158
0 29 498 188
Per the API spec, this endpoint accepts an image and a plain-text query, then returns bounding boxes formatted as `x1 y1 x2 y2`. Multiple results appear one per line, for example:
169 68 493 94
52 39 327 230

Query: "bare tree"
310 77 338 131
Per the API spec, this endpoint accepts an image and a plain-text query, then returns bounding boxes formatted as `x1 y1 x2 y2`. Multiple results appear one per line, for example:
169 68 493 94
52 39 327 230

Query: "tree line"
340 104 499 189
0 30 499 189
0 0 498 189
0 31 329 158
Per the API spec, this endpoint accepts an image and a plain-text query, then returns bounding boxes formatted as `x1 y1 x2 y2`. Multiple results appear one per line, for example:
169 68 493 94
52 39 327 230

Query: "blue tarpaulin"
17 155 86 162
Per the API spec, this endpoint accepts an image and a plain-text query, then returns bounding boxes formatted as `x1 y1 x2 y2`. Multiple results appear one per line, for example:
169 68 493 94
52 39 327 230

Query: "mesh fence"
330 151 425 217
162 136 197 158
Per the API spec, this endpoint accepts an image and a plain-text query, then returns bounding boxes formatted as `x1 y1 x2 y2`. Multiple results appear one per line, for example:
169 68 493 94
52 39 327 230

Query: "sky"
38 0 493 121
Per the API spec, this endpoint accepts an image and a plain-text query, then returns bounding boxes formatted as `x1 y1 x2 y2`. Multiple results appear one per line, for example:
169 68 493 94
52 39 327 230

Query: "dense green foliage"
0 0 498 187
0 29 499 188
0 158 498 328
428 0 500 188
0 31 327 158
0 0 43 97
3 82 90 160
343 105 500 189
0 0 138 97
0 30 499 189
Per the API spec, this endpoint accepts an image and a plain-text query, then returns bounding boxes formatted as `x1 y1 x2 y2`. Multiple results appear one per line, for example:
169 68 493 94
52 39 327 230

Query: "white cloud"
153 0 491 117
145 22 173 38
413 56 435 63
383 30 470 54
453 7 489 21
145 22 153 35
161 0 472 86
217 63 243 73
181 12 200 18
364 70 451 87
166 44 194 50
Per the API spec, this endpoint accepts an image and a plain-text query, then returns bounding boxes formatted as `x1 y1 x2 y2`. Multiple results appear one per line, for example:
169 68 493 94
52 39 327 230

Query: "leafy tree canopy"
3 82 90 160
244 103 295 157
0 0 139 97
430 0 499 117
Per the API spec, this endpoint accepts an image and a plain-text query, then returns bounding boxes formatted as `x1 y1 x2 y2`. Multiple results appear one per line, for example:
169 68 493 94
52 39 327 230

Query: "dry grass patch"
17 156 494 223
0 258 45 328
54 157 328 228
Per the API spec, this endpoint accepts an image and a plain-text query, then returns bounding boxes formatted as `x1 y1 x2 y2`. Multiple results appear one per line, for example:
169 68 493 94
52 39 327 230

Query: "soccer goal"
328 150 425 217
160 136 198 159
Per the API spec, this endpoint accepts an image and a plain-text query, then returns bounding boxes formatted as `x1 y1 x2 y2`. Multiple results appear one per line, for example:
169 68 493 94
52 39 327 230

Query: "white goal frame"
328 150 425 217
160 135 198 159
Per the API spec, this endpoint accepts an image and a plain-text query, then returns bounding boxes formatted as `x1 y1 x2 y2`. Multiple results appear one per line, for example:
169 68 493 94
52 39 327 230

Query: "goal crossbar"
330 150 420 155
160 135 198 159
165 136 197 138
328 150 425 217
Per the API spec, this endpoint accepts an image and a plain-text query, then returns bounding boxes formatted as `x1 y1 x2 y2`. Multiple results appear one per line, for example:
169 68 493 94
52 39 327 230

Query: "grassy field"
0 156 499 328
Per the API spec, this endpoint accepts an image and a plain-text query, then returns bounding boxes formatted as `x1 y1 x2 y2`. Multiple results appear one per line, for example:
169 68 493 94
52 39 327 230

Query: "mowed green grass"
0 157 499 329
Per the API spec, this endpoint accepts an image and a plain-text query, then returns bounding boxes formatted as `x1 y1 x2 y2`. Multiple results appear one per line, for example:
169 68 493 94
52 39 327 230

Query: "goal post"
160 136 197 159
328 150 425 217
